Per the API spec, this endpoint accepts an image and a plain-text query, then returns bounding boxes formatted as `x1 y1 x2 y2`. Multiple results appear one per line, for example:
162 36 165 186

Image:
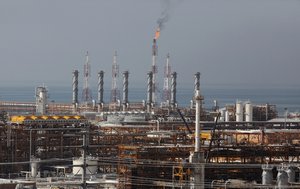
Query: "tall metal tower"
111 50 119 103
82 51 92 104
152 39 158 104
162 53 171 105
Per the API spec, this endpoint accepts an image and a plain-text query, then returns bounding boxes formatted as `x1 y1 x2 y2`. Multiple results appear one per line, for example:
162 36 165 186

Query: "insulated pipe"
170 72 177 108
147 71 153 113
122 71 129 111
72 70 79 111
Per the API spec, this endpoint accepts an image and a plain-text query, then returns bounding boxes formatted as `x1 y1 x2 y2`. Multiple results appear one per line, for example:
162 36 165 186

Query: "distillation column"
97 71 104 112
147 71 153 113
170 72 177 109
72 70 79 113
122 71 129 111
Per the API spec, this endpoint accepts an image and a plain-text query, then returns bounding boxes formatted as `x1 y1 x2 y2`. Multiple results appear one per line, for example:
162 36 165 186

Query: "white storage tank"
235 101 243 122
245 101 253 122
31 158 40 178
261 164 273 185
73 157 98 175
225 110 230 122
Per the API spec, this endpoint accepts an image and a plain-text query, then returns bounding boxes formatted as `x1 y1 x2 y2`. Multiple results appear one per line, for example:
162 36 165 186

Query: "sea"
0 85 299 116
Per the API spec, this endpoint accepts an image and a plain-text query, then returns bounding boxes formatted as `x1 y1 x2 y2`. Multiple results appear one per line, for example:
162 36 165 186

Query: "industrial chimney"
122 71 129 111
147 71 153 113
97 70 104 112
72 70 79 113
170 72 177 109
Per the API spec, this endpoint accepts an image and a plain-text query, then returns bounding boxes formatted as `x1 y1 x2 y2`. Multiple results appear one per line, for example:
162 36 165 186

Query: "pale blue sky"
0 0 300 90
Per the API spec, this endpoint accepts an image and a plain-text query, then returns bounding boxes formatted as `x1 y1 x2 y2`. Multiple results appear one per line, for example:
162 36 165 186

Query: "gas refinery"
0 29 300 189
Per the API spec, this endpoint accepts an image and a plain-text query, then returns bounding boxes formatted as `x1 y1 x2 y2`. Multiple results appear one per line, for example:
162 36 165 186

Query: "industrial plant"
0 29 300 189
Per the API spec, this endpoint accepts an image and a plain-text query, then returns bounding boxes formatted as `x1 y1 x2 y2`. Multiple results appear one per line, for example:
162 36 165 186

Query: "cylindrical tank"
73 157 98 175
31 158 40 178
225 110 230 122
245 101 253 122
220 109 226 122
277 168 288 188
262 164 273 185
286 166 295 183
236 101 243 122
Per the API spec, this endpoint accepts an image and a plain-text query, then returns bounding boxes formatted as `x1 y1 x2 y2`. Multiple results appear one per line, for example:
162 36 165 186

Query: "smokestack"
170 72 177 108
192 72 201 108
194 72 200 95
147 71 153 113
97 70 104 112
192 89 205 189
122 71 129 111
72 70 79 112
195 90 201 153
151 39 158 105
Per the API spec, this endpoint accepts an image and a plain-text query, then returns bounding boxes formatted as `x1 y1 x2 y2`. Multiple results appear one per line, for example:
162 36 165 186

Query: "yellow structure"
10 115 87 125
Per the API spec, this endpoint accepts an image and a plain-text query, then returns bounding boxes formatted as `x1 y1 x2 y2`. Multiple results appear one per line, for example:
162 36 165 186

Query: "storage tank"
286 166 295 183
277 167 288 189
245 101 253 122
262 164 273 185
235 101 243 122
31 158 40 178
73 157 98 175
225 110 230 122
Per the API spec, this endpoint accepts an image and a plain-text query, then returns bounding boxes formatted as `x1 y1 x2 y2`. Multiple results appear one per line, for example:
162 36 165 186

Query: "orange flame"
154 28 160 39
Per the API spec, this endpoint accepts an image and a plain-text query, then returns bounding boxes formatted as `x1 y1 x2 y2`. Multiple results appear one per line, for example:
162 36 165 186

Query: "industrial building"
0 38 299 189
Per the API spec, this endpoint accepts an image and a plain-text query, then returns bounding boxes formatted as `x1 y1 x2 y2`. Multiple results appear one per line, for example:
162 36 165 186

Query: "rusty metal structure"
0 107 300 188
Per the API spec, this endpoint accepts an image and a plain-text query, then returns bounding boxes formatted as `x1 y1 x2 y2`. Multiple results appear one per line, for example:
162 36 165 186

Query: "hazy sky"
1 0 300 90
